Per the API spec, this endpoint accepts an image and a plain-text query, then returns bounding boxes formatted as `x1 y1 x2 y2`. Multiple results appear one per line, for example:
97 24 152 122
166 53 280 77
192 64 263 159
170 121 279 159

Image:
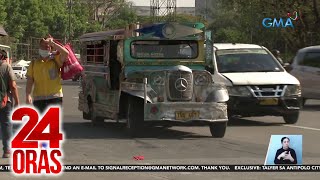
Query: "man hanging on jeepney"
26 37 69 112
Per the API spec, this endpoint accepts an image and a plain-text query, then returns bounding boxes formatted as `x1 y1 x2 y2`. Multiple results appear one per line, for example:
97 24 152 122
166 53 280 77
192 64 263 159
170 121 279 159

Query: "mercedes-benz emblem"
174 78 188 92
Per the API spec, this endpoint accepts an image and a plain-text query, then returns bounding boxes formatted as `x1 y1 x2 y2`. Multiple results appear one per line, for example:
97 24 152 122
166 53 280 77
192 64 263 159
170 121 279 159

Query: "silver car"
290 46 320 105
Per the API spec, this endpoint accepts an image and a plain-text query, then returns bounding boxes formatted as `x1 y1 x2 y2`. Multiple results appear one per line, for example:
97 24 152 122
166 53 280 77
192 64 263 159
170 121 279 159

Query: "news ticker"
1 165 320 172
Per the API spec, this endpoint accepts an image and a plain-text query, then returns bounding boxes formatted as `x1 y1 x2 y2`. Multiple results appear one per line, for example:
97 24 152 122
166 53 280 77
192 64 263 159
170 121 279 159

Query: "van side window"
300 52 320 68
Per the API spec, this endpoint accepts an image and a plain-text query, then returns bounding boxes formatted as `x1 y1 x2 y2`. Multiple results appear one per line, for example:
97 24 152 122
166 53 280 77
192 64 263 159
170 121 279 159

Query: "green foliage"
1 0 137 42
104 3 138 30
215 28 247 43
0 0 7 25
207 0 320 61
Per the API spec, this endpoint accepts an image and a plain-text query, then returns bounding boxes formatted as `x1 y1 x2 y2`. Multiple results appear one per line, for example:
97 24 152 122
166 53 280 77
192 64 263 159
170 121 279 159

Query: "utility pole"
68 0 72 42
205 0 207 20
250 0 253 43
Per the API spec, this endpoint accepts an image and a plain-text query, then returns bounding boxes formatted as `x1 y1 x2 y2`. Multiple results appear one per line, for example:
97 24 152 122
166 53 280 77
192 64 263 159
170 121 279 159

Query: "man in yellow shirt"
26 38 69 112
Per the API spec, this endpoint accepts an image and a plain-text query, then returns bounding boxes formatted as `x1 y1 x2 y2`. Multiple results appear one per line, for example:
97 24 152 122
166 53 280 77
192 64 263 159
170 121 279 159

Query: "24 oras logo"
262 11 299 28
10 106 65 176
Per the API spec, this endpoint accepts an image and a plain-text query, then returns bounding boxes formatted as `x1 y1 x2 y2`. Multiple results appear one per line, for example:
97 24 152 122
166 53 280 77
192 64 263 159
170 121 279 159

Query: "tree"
207 0 320 61
0 0 7 25
4 0 27 41
104 2 137 30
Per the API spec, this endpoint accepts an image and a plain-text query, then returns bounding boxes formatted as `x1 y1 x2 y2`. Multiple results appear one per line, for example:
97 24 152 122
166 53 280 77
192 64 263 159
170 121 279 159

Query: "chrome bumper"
144 102 228 122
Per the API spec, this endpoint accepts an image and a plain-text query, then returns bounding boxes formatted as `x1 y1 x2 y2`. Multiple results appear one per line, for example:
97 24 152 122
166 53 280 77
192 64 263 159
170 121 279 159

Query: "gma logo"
262 18 294 28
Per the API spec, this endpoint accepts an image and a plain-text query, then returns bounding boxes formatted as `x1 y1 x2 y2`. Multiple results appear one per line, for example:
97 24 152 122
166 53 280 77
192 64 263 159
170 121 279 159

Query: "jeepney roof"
79 29 125 42
0 44 10 49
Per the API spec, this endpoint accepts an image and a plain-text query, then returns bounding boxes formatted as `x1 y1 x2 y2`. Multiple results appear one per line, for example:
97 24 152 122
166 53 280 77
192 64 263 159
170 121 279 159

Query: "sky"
129 0 195 7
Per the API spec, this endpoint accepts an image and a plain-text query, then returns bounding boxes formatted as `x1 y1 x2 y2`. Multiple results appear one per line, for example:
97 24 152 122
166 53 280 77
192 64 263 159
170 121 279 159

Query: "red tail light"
150 106 159 114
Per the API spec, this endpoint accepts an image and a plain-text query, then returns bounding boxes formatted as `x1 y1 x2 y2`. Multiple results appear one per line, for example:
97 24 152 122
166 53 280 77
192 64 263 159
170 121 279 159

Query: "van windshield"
216 49 283 73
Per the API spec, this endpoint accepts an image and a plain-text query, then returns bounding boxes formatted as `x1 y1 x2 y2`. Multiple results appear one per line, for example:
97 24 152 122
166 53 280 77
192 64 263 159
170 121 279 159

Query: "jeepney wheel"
83 111 91 120
209 122 227 138
126 96 144 137
283 111 299 124
83 98 92 120
89 103 104 126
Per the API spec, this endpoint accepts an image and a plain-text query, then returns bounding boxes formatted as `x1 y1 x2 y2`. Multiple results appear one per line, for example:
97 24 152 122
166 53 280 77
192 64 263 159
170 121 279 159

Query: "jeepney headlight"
149 72 165 102
284 85 301 96
194 73 210 86
150 72 165 86
227 86 251 97
152 75 165 85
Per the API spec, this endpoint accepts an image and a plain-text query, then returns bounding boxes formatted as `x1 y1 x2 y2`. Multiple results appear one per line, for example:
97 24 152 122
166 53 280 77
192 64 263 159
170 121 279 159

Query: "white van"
212 43 302 124
12 65 28 79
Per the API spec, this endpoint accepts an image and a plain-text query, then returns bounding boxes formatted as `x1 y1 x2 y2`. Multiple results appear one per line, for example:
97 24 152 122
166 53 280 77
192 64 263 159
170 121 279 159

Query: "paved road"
1 79 320 179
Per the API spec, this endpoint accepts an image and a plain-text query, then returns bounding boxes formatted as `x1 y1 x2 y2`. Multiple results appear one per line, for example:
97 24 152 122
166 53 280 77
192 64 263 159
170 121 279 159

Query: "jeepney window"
130 40 198 59
86 43 104 64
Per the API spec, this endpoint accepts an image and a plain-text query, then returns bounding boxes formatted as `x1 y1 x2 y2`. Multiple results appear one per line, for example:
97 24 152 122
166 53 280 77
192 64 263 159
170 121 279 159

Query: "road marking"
17 86 22 89
73 97 79 99
282 124 320 131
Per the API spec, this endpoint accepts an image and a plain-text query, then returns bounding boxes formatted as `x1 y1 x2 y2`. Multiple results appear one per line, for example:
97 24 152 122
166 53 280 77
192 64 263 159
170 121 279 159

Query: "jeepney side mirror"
205 65 214 74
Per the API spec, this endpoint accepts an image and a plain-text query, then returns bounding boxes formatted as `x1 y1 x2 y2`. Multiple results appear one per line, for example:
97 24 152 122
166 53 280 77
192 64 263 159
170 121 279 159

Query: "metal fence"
0 37 81 62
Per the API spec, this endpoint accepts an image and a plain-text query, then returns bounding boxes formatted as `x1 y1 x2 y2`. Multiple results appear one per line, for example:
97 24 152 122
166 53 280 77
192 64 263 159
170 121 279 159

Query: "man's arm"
9 80 19 106
26 76 34 103
7 65 19 106
47 38 69 65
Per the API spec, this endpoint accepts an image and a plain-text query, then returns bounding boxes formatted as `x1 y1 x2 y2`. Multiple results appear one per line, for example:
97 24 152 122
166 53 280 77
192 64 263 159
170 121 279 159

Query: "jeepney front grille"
249 85 285 97
167 71 193 101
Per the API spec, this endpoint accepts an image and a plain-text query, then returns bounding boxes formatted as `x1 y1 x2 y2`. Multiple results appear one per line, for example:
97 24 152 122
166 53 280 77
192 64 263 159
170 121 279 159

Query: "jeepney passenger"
109 41 121 90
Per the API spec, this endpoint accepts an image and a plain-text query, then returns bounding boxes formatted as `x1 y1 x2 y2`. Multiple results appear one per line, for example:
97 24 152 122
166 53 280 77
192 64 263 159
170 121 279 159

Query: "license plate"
175 111 200 120
259 98 279 105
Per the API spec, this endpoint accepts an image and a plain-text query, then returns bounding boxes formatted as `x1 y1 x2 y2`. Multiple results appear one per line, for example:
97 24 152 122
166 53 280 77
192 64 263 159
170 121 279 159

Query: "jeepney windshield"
130 40 198 59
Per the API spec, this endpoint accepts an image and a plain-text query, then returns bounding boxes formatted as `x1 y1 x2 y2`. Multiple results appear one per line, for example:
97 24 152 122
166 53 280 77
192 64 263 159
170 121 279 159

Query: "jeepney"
78 22 229 137
0 44 12 64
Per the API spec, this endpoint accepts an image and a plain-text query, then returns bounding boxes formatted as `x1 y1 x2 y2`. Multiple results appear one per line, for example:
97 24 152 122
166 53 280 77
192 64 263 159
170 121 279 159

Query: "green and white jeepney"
78 22 229 137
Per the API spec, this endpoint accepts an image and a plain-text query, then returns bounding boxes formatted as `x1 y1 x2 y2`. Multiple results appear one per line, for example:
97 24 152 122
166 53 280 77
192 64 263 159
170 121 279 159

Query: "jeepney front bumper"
144 102 228 125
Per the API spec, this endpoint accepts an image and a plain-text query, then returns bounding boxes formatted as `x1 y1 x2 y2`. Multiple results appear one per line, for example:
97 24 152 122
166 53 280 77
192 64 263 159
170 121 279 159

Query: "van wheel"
283 112 299 124
89 104 104 126
209 122 227 138
126 96 144 137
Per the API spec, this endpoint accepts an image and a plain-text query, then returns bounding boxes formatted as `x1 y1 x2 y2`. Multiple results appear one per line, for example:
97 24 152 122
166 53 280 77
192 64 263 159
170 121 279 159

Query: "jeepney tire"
227 111 236 124
83 100 91 120
89 103 104 126
126 96 144 137
83 112 91 120
283 111 299 124
209 122 227 138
